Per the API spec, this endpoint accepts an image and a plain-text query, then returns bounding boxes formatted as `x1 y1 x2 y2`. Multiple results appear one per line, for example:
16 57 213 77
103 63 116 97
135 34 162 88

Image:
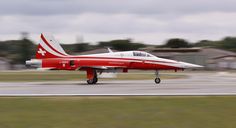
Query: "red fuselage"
40 56 182 71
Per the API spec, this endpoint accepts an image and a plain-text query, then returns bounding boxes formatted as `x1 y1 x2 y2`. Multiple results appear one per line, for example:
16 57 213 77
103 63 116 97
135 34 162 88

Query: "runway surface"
0 72 236 96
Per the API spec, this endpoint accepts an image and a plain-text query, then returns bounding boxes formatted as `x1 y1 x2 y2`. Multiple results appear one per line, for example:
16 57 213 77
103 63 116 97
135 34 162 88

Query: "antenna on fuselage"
107 47 113 53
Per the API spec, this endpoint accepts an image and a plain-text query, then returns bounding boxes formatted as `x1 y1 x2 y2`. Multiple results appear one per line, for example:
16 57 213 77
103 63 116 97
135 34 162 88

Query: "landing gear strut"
86 68 98 85
155 70 161 84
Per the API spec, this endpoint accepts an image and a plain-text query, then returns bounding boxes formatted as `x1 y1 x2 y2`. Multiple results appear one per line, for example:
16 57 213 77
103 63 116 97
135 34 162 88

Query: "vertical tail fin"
36 33 68 59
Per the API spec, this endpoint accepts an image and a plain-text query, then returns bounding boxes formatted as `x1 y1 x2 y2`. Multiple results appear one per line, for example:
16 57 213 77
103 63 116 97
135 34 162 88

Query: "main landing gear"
86 68 98 85
87 77 98 84
155 70 161 84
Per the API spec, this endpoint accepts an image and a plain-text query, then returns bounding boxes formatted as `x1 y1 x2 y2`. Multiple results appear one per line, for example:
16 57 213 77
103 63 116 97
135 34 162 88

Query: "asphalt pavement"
0 72 235 96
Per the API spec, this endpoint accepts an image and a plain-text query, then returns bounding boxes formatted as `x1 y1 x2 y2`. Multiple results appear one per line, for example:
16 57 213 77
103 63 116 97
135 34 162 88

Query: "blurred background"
0 0 236 71
1 32 236 71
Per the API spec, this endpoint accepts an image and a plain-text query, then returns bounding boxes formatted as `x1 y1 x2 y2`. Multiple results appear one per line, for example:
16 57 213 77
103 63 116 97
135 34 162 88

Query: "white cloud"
0 0 236 44
1 0 236 15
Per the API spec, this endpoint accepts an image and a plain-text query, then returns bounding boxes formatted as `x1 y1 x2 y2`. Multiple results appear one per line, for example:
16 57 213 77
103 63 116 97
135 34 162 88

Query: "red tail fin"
36 33 68 59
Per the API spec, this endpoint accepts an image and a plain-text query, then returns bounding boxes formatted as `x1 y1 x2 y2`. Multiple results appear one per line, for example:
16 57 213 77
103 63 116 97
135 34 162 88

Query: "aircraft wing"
37 67 56 71
79 66 127 70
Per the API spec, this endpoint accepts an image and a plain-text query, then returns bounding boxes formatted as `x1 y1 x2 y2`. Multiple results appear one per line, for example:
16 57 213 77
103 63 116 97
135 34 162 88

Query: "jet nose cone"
180 62 204 69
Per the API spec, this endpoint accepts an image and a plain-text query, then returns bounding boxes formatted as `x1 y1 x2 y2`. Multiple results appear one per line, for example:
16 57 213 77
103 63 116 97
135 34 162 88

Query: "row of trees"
160 37 236 52
0 38 35 65
0 36 236 65
194 37 236 52
62 39 146 53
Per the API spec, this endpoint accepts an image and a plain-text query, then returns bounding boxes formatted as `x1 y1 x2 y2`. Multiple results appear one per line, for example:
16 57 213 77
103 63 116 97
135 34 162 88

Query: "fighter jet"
26 33 202 84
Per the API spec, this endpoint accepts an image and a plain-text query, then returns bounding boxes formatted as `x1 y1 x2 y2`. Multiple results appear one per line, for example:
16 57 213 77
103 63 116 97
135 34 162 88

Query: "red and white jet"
26 33 202 84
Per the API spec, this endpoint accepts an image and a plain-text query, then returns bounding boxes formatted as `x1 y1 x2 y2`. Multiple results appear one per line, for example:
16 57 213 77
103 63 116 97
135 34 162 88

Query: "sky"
0 0 236 44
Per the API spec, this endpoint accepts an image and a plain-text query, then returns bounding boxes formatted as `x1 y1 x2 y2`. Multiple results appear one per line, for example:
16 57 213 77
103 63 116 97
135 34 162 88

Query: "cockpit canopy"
133 51 154 57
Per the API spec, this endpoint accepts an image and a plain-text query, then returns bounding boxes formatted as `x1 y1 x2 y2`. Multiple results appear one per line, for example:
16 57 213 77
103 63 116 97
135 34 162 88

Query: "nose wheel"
155 70 161 84
155 78 161 84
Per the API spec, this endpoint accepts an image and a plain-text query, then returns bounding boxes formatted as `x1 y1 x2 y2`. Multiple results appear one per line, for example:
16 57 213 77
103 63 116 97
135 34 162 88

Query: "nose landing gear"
155 70 161 84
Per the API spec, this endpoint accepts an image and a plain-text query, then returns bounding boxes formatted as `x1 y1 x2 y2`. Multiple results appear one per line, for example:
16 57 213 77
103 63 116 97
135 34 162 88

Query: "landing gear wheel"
93 77 98 84
87 77 98 85
86 69 98 85
87 79 94 84
155 78 161 84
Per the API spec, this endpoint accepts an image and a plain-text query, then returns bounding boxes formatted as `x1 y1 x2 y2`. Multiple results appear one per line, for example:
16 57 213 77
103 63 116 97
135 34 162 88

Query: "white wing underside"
79 66 127 70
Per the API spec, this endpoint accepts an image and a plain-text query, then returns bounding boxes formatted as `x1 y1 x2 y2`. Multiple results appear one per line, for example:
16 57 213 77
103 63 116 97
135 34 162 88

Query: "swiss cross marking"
38 48 46 56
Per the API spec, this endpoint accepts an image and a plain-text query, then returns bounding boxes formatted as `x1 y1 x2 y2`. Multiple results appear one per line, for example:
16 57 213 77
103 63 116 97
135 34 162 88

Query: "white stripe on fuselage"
66 52 182 68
